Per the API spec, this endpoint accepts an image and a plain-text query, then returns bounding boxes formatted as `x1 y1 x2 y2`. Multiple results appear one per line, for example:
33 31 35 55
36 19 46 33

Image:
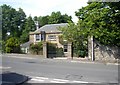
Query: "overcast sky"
0 0 88 23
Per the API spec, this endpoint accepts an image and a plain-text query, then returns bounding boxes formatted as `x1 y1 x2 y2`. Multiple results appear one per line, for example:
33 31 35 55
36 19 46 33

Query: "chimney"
35 21 39 30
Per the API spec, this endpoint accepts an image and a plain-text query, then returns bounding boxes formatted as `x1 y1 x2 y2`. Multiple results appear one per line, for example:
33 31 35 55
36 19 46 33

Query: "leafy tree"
1 4 26 40
20 16 36 43
38 16 49 27
33 16 38 21
37 12 72 27
48 11 62 24
2 4 16 40
75 2 120 47
16 8 26 36
5 37 20 53
59 22 87 57
1 4 26 52
48 11 72 24
60 2 120 57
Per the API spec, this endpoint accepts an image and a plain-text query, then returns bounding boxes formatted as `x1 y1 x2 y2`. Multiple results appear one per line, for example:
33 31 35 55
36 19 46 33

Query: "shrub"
5 37 20 53
30 42 43 55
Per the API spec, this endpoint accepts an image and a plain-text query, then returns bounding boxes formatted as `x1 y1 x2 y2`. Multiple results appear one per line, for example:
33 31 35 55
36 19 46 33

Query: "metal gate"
47 43 64 58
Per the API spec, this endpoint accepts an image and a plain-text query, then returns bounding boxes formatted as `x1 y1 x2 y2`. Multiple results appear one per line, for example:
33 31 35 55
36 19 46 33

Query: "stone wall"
94 40 120 61
29 34 34 43
88 36 120 61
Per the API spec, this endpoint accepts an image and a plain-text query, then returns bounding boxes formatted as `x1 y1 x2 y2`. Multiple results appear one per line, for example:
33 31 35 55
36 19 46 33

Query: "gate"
47 43 64 58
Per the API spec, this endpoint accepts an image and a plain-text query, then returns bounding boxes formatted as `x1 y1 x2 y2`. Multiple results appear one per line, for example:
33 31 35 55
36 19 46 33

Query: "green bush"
56 47 64 57
5 37 20 53
30 42 43 55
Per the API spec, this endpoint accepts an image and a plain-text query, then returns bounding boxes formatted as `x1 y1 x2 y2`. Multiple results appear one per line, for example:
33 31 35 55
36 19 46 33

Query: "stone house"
21 23 69 55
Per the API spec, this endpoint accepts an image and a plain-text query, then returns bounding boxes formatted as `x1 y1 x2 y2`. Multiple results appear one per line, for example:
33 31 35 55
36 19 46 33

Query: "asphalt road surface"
1 54 119 84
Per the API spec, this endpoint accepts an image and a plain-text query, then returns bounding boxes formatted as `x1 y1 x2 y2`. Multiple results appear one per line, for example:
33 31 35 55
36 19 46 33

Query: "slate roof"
20 41 32 48
34 23 68 33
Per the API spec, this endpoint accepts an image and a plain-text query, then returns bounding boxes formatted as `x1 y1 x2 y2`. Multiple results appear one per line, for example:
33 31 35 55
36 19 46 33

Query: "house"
21 23 68 54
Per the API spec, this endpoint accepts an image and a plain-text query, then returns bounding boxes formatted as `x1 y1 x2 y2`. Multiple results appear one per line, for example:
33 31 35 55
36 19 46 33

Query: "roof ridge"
43 23 68 26
34 23 68 33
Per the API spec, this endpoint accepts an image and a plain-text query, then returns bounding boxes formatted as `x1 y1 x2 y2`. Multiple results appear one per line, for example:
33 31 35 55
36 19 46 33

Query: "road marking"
29 76 49 83
29 76 89 83
54 58 67 60
35 77 49 80
50 78 69 83
7 56 36 59
0 66 11 69
31 78 44 82
50 80 67 83
73 80 88 83
53 78 69 82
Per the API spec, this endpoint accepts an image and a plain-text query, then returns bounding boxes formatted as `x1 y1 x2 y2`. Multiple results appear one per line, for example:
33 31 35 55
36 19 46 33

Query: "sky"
0 0 88 23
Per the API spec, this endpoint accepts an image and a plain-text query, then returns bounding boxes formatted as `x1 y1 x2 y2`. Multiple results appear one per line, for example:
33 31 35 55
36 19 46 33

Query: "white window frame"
48 35 56 41
63 44 68 52
34 34 41 42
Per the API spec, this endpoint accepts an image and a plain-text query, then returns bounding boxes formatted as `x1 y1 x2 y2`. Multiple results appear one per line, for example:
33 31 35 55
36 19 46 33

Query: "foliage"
56 47 64 57
30 42 43 55
48 11 72 24
20 16 36 43
75 2 120 47
1 4 26 41
5 37 20 53
59 22 88 57
58 35 68 45
35 11 73 27
60 2 120 57
38 16 49 27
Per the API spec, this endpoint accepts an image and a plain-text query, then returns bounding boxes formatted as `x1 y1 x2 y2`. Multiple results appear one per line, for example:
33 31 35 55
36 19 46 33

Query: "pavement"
53 57 120 65
2 53 120 65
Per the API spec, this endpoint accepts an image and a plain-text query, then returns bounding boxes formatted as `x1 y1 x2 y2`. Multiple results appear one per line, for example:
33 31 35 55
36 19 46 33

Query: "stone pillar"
88 36 95 61
67 42 73 59
43 42 47 58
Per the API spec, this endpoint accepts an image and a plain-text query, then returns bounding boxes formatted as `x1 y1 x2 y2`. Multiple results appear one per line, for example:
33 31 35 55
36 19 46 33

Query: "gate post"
67 42 73 59
43 42 47 58
88 36 95 61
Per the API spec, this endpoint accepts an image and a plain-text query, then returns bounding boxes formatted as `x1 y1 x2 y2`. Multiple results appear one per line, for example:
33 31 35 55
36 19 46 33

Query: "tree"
1 4 26 40
1 4 26 52
38 16 49 27
5 37 20 53
75 2 120 47
48 11 73 24
60 2 120 57
59 22 87 57
20 16 36 43
16 8 26 36
37 12 72 27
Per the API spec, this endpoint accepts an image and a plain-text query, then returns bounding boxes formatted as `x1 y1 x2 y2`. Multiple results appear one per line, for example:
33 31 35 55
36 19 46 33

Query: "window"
64 44 68 52
41 31 45 41
41 34 44 41
36 34 40 41
48 35 56 41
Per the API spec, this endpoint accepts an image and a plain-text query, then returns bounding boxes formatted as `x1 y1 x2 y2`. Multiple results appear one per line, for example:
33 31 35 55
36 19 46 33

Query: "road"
1 54 119 84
